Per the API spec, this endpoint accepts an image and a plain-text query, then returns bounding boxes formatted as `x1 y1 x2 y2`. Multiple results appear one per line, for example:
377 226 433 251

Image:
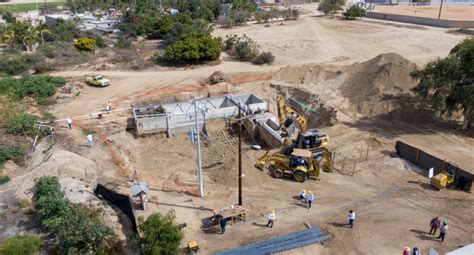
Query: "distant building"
45 13 73 26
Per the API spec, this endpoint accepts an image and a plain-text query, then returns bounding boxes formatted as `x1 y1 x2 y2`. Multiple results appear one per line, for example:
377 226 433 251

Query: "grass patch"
0 175 11 185
0 2 64 13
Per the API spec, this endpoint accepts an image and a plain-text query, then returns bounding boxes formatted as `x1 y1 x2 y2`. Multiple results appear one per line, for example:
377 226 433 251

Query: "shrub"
116 35 132 49
223 34 239 51
138 212 183 255
233 36 259 62
33 176 115 254
95 35 107 48
0 75 66 102
318 0 346 15
253 51 275 65
38 44 56 58
0 175 11 185
74 37 96 52
0 59 29 76
4 112 36 136
0 235 43 255
344 6 366 19
164 34 221 64
33 176 63 202
21 53 52 73
0 147 23 166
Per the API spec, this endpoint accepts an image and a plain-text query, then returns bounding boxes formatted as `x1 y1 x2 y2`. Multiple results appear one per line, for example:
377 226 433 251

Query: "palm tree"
36 21 52 44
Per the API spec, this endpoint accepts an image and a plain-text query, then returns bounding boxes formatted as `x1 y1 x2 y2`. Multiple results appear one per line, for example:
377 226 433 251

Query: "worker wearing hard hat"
266 210 276 228
306 191 314 209
299 189 307 203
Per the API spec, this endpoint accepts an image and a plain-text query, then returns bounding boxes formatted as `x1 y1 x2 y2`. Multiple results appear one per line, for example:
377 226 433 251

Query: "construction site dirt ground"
2 5 474 255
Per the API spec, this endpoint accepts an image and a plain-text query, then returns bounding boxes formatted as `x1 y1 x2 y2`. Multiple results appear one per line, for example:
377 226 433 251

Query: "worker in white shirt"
306 191 314 209
437 221 448 242
266 210 276 228
66 116 72 129
87 134 93 148
299 189 307 203
106 101 112 113
348 210 355 228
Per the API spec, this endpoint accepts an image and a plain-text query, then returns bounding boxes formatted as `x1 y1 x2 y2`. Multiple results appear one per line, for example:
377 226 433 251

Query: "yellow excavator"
255 148 333 183
430 162 457 190
277 97 329 150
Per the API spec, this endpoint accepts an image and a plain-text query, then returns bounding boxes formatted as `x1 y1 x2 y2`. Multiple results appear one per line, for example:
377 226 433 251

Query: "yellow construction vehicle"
277 97 329 150
431 162 457 190
255 148 333 183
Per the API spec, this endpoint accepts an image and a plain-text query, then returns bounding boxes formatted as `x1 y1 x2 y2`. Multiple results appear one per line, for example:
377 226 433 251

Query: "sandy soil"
373 5 474 21
1 10 473 255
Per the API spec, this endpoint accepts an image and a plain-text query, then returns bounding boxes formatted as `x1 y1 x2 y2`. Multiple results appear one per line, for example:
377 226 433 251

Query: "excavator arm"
277 97 308 134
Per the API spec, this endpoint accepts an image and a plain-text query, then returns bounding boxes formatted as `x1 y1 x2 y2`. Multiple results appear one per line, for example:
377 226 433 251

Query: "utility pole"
238 104 243 206
438 0 444 19
193 99 204 198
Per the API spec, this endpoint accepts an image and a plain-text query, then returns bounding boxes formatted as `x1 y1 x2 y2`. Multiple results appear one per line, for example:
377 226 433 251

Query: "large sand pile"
272 53 430 123
340 53 418 118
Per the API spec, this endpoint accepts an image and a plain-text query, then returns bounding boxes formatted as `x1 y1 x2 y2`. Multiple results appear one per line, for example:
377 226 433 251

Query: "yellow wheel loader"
430 162 457 190
255 148 333 183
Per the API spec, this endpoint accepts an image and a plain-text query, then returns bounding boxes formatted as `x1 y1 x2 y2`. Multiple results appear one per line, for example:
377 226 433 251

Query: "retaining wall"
366 12 474 28
395 141 473 190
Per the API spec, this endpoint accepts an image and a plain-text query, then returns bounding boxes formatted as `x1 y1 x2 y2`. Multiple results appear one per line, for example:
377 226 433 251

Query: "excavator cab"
296 129 329 150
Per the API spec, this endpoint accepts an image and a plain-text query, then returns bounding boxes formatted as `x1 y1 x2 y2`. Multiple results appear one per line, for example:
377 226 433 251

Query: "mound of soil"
340 53 419 117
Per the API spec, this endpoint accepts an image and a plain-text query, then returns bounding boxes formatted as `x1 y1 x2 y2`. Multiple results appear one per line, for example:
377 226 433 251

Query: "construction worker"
106 101 112 113
66 116 72 129
403 247 410 255
219 217 227 234
299 189 307 203
412 247 420 255
266 210 276 228
429 216 440 235
87 134 93 148
437 221 448 242
348 210 355 228
306 191 314 209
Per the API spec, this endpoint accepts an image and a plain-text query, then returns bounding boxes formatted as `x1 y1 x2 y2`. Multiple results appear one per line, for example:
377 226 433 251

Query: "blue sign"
188 130 198 143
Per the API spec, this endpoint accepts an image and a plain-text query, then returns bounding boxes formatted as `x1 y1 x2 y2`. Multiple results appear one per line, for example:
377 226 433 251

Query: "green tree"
0 235 43 255
95 35 107 48
165 34 221 63
53 19 79 42
343 6 366 19
74 37 96 52
411 38 474 130
2 11 16 23
318 0 346 15
138 212 183 255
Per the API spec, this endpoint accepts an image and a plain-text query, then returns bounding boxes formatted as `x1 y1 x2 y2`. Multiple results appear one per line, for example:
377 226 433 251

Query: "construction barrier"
395 141 473 190
94 184 138 233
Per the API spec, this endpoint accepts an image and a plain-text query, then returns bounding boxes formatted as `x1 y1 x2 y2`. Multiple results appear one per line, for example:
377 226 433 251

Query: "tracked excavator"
255 148 333 183
277 97 329 150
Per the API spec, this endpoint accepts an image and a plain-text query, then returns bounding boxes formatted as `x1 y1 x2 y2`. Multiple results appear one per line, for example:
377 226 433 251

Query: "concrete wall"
134 94 268 136
366 11 474 28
